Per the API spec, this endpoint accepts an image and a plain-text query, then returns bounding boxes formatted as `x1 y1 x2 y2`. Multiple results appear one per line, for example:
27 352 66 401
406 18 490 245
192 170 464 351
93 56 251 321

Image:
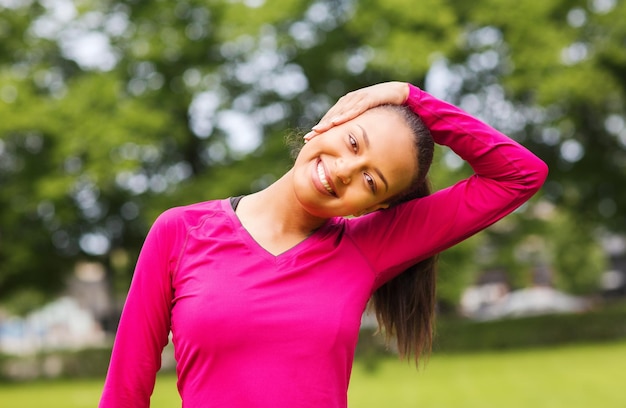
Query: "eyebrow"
356 124 389 193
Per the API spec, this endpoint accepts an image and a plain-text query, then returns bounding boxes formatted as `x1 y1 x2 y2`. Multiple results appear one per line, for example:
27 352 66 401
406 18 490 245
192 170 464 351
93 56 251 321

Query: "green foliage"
1 0 625 312
547 211 607 294
435 301 626 352
437 236 483 310
356 302 626 357
347 0 460 75
458 0 626 230
0 290 47 317
0 348 113 382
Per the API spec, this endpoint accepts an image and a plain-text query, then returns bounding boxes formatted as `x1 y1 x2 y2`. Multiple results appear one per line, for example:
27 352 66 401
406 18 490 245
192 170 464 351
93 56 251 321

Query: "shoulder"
152 199 228 233
344 203 405 229
342 201 426 245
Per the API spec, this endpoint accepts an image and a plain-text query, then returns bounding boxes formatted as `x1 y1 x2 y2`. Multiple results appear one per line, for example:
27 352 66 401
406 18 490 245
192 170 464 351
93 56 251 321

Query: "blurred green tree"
0 0 623 319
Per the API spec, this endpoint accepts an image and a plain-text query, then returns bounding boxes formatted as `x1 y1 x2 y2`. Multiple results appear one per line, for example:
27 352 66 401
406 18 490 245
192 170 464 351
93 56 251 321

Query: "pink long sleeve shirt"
99 85 548 407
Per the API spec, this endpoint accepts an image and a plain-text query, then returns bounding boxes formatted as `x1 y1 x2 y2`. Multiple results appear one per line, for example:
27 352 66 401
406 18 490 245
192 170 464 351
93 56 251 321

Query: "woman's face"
292 107 418 218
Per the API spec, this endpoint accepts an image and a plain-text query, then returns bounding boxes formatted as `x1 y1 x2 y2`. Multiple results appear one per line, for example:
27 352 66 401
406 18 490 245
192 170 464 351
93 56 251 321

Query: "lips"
316 159 336 196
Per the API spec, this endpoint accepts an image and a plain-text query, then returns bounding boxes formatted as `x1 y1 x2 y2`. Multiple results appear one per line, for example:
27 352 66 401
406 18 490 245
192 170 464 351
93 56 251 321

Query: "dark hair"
369 104 437 367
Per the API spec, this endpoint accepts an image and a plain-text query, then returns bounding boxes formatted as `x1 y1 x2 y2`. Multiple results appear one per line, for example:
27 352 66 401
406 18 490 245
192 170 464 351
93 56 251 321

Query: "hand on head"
304 81 409 143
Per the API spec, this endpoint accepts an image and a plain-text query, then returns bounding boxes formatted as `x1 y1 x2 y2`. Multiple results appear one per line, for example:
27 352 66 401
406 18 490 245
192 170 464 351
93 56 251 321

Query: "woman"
99 81 548 407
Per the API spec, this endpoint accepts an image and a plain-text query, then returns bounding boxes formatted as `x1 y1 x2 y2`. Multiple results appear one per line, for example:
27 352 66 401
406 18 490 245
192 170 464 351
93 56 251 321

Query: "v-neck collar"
221 199 335 262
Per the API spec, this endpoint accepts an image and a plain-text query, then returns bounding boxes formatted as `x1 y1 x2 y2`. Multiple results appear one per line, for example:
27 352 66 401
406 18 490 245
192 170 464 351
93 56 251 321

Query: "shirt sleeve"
348 84 549 285
99 209 181 408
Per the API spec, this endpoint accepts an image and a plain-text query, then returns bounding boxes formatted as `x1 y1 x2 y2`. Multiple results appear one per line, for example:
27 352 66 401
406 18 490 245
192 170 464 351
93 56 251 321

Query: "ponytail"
371 180 437 366
370 105 437 367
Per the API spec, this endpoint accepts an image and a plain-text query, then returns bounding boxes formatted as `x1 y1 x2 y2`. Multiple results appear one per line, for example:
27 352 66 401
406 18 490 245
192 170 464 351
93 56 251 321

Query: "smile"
317 160 336 196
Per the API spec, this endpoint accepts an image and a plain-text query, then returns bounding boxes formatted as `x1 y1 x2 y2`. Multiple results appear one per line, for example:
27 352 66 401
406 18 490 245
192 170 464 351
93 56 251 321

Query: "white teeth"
317 161 335 195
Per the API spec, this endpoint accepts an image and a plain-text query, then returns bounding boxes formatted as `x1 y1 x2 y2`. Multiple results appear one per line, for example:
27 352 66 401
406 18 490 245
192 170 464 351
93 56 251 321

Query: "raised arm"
99 211 179 408
329 82 548 282
405 84 547 192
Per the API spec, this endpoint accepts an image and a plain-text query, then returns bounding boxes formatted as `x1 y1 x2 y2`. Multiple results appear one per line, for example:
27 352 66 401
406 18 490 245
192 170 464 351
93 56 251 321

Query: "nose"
335 157 358 185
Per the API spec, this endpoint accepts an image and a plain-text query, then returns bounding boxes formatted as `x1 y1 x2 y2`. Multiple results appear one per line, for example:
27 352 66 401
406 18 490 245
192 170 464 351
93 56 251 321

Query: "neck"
239 169 329 236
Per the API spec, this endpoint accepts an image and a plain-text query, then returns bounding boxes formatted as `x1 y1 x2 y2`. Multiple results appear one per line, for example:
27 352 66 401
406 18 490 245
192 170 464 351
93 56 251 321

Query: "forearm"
99 212 178 407
404 84 548 194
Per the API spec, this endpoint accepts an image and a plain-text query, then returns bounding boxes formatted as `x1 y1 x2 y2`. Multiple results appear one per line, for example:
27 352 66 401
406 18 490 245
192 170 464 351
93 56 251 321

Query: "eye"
364 173 377 193
348 135 358 153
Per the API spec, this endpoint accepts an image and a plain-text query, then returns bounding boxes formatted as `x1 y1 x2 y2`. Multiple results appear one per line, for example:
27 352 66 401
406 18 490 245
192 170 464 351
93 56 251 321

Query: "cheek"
343 191 379 212
294 144 312 163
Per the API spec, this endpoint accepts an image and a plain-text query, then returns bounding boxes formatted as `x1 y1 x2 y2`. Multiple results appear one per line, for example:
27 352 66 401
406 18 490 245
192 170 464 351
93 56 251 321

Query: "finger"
312 91 372 131
312 117 338 132
314 106 361 129
318 108 360 128
303 131 319 141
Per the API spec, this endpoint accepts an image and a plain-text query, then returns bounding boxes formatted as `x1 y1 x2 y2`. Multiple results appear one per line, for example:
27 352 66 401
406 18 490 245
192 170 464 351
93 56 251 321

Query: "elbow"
525 157 549 195
535 157 549 188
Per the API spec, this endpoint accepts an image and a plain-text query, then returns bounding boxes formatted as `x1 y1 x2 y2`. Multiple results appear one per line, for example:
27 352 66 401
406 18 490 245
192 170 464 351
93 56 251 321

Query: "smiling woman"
292 105 424 218
99 81 548 408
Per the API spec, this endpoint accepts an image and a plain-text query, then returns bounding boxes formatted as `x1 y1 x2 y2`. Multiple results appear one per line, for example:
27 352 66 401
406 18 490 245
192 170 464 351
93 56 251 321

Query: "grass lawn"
0 341 624 407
